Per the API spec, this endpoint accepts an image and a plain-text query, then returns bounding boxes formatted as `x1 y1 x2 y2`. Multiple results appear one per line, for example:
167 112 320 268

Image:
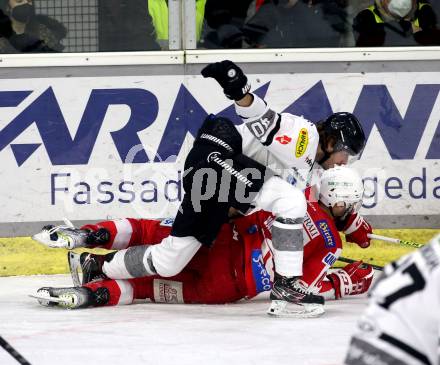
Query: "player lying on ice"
32 166 374 317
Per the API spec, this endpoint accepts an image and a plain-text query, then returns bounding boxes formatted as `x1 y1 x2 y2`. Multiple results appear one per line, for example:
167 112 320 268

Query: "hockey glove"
201 60 250 101
343 212 372 248
327 261 374 299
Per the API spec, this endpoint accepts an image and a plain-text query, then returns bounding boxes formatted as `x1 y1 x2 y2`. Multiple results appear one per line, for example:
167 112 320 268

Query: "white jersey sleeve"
345 234 440 365
235 93 319 190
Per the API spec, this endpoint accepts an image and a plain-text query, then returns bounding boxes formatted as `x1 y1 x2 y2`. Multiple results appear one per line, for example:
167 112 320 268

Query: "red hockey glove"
327 261 374 299
343 212 372 248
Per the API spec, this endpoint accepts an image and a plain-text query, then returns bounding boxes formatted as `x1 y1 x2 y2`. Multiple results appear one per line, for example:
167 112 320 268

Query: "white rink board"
0 274 367 365
0 72 439 225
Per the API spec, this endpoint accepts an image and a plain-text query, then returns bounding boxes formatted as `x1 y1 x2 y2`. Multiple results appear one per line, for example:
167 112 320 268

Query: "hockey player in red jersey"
32 166 374 315
33 60 369 317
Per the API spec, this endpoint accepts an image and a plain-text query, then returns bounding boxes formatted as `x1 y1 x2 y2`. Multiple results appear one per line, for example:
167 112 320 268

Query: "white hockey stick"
367 233 423 249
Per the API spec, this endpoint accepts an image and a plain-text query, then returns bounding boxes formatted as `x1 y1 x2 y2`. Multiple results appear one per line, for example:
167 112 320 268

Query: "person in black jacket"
0 0 67 53
203 0 279 48
353 0 440 46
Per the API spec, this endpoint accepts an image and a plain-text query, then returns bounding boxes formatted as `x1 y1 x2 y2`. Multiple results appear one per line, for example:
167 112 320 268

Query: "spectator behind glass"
0 0 66 53
202 0 278 48
260 0 349 48
353 0 440 46
147 0 206 50
98 0 161 51
202 0 348 49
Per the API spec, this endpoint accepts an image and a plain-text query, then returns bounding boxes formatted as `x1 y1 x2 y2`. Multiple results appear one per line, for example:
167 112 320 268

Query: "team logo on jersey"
251 250 272 293
153 279 184 303
160 218 175 227
247 224 258 234
317 220 336 247
303 213 319 239
275 135 292 145
322 252 337 266
295 128 309 157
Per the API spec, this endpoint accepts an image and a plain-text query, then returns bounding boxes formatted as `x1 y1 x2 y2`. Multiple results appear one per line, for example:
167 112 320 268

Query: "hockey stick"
0 335 31 365
367 233 423 249
338 256 384 271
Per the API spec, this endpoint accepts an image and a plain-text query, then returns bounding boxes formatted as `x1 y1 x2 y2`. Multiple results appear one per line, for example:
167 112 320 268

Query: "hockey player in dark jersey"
345 233 440 365
33 61 368 317
32 166 374 317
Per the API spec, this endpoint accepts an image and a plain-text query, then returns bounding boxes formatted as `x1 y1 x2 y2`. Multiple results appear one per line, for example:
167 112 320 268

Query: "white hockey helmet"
319 166 364 213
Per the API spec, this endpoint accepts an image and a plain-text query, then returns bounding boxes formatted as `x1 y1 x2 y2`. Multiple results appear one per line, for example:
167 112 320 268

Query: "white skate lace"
294 279 320 296
46 225 73 236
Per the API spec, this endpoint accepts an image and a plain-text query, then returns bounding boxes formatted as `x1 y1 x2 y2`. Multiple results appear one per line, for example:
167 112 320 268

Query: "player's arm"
202 60 318 170
338 212 373 248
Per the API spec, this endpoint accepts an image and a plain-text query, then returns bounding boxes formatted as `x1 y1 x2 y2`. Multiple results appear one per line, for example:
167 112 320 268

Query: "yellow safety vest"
367 1 430 28
148 0 206 42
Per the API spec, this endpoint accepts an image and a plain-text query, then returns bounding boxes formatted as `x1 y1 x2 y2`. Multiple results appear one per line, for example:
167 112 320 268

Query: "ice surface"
0 275 369 365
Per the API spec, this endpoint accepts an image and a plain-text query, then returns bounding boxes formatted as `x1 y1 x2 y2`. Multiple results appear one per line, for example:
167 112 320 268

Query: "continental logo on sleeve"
295 128 309 157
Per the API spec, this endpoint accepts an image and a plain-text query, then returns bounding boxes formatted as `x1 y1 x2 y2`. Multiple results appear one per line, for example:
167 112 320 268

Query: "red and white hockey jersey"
83 201 343 305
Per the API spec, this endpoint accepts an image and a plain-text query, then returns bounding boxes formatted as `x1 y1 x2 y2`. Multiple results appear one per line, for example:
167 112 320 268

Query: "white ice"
0 275 369 365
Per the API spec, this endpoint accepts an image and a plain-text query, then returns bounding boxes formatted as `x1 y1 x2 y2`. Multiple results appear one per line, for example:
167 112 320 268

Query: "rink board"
0 58 439 235
0 274 368 365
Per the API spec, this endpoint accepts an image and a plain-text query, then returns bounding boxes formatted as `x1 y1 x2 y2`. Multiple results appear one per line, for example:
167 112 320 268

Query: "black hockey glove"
201 60 250 101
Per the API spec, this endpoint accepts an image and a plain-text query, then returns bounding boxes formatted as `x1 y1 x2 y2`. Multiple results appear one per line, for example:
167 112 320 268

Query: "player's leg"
32 218 171 250
250 174 325 316
96 142 233 280
35 239 245 309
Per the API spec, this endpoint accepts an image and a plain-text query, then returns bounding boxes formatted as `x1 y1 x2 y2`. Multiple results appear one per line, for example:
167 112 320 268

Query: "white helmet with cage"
319 166 364 213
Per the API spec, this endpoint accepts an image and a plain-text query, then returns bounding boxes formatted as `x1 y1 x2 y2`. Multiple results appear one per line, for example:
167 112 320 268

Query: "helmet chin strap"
317 141 332 166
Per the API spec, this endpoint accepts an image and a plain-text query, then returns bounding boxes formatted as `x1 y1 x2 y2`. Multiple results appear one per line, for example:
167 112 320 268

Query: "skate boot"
33 219 110 249
267 276 325 318
68 251 113 286
31 286 110 309
32 218 89 249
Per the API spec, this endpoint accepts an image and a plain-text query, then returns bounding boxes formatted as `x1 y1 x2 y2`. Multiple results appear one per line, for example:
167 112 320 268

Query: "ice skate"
69 251 108 287
267 276 325 318
32 218 90 249
31 286 109 309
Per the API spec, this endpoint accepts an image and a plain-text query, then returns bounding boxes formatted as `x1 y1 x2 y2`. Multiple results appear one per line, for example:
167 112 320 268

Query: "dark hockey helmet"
317 112 366 165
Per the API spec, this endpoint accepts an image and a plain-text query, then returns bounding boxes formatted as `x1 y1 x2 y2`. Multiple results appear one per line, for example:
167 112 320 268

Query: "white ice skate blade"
267 300 325 318
29 294 68 307
29 293 66 303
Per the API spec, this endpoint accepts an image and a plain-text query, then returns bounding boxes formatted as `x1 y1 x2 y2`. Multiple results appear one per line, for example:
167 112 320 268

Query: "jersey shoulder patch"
303 212 320 240
160 218 174 227
316 219 338 248
245 108 280 145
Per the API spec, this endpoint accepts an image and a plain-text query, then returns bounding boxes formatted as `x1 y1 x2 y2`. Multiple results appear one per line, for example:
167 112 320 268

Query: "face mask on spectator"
11 3 35 23
375 0 415 21
388 0 414 18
